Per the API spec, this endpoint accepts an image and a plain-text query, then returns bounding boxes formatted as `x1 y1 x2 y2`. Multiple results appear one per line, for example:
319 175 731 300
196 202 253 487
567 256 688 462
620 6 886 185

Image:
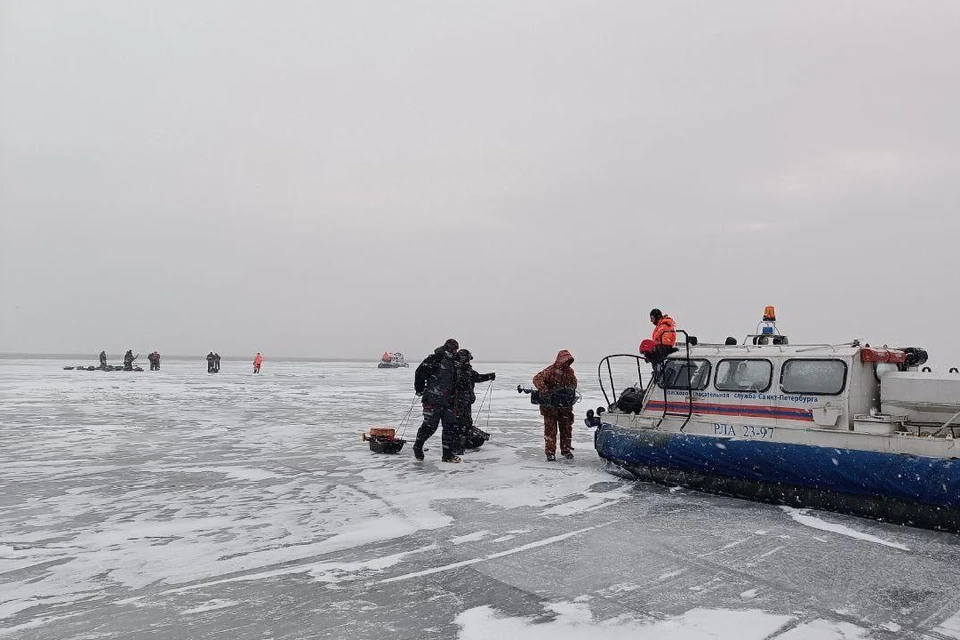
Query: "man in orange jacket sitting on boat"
640 308 678 367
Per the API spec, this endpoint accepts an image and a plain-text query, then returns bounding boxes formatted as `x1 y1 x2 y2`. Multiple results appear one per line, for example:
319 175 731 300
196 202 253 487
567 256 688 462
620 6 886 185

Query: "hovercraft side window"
715 359 773 393
657 359 711 391
780 359 847 395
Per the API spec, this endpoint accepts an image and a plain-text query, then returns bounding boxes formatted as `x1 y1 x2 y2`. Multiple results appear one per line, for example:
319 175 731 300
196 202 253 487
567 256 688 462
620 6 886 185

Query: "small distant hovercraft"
378 352 410 368
363 427 406 454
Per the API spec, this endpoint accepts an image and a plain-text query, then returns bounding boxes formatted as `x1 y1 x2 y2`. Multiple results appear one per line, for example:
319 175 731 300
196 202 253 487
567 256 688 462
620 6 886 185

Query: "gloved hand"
415 391 422 397
490 373 496 381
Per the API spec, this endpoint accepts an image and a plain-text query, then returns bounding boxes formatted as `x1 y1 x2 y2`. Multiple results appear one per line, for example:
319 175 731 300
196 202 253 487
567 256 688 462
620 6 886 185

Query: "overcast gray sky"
2 1 959 365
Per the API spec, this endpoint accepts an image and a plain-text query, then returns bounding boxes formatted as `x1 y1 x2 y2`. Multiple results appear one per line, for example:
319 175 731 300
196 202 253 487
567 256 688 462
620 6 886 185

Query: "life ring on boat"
950 368 959 374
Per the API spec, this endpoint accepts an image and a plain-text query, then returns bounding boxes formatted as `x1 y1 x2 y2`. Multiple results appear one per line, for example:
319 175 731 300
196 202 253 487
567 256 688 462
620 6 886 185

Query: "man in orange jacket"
253 352 263 373
640 308 678 366
650 309 676 348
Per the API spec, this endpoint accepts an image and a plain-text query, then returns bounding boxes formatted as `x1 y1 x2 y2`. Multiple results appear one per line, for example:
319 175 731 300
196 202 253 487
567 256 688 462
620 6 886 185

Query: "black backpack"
617 386 646 414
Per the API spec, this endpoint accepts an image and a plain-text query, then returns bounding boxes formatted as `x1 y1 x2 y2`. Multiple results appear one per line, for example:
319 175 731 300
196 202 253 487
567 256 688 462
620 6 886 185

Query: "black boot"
413 441 424 461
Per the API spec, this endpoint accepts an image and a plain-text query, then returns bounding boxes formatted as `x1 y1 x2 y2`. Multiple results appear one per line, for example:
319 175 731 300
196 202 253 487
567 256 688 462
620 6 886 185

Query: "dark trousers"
543 408 574 455
454 404 473 454
415 403 458 458
254 365 261 373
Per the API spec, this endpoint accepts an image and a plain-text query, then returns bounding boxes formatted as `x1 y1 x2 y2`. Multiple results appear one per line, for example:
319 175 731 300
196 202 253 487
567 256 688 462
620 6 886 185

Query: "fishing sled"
64 365 143 372
362 427 406 454
463 427 491 450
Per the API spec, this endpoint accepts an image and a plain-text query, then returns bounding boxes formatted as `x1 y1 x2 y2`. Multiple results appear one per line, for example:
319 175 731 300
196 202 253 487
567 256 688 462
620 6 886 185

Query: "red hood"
554 350 574 368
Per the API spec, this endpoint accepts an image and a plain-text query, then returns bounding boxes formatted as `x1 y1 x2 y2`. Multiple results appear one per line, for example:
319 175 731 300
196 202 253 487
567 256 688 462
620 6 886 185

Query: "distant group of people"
206 352 222 373
208 352 264 373
96 350 266 373
411 309 676 463
413 339 496 463
98 350 148 371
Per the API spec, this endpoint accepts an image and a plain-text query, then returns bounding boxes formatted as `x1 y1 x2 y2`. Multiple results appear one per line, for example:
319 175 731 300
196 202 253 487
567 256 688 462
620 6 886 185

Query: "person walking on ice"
253 352 263 373
533 350 578 462
413 338 462 463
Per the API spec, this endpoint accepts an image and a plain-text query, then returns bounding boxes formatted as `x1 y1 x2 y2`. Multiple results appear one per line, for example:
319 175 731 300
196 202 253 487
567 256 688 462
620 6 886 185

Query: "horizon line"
0 352 545 364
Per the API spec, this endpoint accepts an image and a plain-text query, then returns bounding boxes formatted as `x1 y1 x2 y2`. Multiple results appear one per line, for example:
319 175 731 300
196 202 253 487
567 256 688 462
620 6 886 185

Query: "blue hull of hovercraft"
594 423 960 532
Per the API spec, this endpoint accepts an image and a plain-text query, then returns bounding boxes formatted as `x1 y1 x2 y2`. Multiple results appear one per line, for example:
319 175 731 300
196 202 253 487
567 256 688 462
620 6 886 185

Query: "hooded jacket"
652 315 677 347
415 346 458 407
454 360 495 410
533 350 577 416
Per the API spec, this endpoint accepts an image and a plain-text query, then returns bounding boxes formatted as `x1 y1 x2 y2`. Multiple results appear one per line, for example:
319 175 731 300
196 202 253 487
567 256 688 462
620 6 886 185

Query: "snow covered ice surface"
4 359 960 639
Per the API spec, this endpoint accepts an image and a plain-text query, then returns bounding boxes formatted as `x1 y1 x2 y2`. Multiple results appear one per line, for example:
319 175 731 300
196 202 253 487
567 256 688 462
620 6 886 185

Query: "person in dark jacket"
533 350 577 461
206 352 216 373
214 353 221 373
413 338 461 463
99 351 108 369
123 350 138 371
148 351 161 371
453 349 495 455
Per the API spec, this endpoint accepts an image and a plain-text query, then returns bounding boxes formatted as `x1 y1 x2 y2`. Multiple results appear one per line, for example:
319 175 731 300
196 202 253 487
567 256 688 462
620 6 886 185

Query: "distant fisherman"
214 353 221 373
413 338 461 463
533 350 577 462
206 352 216 373
148 351 161 371
99 351 107 369
123 350 138 371
253 352 263 374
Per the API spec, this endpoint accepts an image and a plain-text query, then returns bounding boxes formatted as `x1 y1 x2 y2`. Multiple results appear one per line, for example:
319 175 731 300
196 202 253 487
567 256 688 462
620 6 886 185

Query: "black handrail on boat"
597 354 646 410
597 332 694 432
654 329 694 432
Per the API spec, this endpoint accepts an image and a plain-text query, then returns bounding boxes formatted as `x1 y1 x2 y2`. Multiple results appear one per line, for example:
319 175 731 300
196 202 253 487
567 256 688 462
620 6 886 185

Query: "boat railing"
657 329 694 432
597 354 646 410
676 342 859 354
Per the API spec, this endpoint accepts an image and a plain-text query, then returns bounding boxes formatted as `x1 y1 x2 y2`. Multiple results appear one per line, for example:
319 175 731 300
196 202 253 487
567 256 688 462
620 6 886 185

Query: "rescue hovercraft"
378 352 409 368
593 306 960 533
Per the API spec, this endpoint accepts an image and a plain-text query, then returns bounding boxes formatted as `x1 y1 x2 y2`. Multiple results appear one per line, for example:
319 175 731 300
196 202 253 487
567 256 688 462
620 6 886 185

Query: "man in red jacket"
533 350 577 462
